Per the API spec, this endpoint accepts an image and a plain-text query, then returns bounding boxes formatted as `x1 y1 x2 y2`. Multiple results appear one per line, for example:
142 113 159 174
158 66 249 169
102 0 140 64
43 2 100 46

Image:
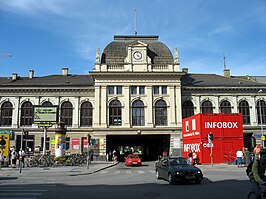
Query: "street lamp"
258 89 264 148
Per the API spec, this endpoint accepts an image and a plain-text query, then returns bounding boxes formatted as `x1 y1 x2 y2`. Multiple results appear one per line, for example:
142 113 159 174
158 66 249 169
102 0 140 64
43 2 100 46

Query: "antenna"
134 9 137 35
223 52 227 69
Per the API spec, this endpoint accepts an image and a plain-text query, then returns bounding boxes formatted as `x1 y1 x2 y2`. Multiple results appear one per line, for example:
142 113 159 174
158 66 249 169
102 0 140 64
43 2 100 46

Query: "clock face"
133 51 142 60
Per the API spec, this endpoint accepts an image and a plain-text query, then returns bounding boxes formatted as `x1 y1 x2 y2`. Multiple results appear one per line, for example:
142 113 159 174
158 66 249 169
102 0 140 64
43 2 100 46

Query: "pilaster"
123 86 130 127
146 86 153 127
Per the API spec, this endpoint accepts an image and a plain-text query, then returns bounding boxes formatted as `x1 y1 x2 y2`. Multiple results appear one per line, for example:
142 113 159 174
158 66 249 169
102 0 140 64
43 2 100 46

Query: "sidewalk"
0 160 118 178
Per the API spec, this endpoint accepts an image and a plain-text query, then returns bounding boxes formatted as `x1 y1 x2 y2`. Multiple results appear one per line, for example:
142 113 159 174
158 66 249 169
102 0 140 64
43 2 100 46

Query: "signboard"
0 134 10 156
72 138 80 150
0 129 14 140
33 106 59 126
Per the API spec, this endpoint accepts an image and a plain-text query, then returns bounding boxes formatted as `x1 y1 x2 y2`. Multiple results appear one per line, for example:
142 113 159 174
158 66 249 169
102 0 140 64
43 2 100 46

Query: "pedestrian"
192 151 198 165
18 150 26 168
112 149 117 162
188 150 193 163
162 151 167 158
244 148 250 166
11 148 17 168
253 144 261 160
236 148 243 168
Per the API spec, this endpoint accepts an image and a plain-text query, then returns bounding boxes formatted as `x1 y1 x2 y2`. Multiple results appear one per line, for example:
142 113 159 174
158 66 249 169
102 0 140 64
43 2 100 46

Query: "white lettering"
203 143 214 148
204 122 238 129
183 143 200 152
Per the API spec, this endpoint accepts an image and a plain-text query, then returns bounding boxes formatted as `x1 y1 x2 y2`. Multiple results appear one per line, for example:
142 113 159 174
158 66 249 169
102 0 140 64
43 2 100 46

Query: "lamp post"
258 89 264 148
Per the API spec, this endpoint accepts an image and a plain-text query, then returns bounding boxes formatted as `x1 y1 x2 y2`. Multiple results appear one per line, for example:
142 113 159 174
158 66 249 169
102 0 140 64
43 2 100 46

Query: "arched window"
42 101 53 106
239 100 250 125
80 101 93 127
109 100 122 126
0 101 13 126
155 100 167 126
220 100 232 114
132 100 144 126
182 101 194 118
60 101 73 127
20 101 33 126
201 100 213 114
257 100 266 125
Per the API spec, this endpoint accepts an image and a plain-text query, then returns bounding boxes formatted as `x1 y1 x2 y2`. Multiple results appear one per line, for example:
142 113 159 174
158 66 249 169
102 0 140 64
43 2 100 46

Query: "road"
0 162 250 199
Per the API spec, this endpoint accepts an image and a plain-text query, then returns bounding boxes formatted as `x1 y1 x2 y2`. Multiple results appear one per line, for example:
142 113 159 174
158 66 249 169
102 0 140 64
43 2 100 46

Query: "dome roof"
101 35 174 64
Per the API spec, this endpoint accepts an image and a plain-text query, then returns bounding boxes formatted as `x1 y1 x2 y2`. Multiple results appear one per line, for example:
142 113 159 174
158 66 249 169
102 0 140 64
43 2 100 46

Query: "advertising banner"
72 138 80 150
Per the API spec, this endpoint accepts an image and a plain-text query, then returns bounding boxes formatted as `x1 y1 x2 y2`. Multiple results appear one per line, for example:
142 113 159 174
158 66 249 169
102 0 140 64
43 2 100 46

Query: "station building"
0 35 265 160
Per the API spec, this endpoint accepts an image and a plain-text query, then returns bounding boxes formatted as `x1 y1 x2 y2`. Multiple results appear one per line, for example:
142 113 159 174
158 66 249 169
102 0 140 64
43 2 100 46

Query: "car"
124 154 142 166
155 157 203 184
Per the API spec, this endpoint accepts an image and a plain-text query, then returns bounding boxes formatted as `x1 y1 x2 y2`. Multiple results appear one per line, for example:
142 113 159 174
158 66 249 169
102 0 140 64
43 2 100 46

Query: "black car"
155 157 203 184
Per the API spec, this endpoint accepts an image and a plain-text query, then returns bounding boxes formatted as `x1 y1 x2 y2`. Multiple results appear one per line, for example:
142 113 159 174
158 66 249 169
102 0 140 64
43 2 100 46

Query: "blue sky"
0 0 265 77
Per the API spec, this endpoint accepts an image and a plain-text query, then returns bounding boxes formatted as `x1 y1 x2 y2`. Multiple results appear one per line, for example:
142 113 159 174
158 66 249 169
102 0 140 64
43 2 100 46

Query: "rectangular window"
153 86 159 95
66 137 70 150
117 86 122 95
139 86 145 95
131 86 137 95
108 86 114 95
162 86 167 95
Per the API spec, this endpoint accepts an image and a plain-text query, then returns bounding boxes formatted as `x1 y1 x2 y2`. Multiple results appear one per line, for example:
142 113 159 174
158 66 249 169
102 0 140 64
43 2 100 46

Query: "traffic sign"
262 136 265 141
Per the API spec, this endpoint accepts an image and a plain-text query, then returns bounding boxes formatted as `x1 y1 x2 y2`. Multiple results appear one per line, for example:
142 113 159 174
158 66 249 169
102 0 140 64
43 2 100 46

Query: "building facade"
0 35 265 160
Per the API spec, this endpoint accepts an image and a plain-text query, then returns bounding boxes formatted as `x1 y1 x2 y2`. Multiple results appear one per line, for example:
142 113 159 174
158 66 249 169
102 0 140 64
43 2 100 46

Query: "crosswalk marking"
0 193 42 196
97 170 155 175
114 170 121 174
100 170 108 174
0 185 52 199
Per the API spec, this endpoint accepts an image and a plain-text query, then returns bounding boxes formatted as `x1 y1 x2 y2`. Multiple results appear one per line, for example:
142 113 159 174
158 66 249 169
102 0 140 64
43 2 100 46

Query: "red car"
124 154 142 166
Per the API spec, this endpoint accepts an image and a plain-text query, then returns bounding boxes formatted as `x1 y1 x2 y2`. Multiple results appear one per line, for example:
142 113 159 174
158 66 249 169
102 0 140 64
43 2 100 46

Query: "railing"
107 64 124 70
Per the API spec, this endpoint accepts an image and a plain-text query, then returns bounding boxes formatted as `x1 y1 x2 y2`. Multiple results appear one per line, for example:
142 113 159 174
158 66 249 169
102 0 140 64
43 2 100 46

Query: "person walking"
192 151 198 165
236 148 243 168
188 150 193 163
11 148 17 168
18 150 26 168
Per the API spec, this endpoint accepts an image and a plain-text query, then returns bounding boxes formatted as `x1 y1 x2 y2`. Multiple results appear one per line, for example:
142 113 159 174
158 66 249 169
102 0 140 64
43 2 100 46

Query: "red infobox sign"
182 113 244 164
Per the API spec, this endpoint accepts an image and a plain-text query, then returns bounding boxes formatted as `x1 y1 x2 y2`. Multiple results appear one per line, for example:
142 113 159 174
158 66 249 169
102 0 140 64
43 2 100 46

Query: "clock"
133 51 142 60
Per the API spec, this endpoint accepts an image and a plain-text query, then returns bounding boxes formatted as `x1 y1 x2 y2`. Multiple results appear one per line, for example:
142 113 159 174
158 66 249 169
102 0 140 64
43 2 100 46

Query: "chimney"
62 68 68 76
29 69 34 79
182 68 188 74
12 73 18 81
224 69 230 77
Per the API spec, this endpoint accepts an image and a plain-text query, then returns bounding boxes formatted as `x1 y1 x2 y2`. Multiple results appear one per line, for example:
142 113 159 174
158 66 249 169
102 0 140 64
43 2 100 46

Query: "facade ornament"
174 48 179 64
96 48 100 64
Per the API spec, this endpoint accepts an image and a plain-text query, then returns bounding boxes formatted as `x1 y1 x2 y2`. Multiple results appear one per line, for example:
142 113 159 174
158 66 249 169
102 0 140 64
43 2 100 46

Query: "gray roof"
0 75 94 87
181 73 266 87
101 35 174 64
